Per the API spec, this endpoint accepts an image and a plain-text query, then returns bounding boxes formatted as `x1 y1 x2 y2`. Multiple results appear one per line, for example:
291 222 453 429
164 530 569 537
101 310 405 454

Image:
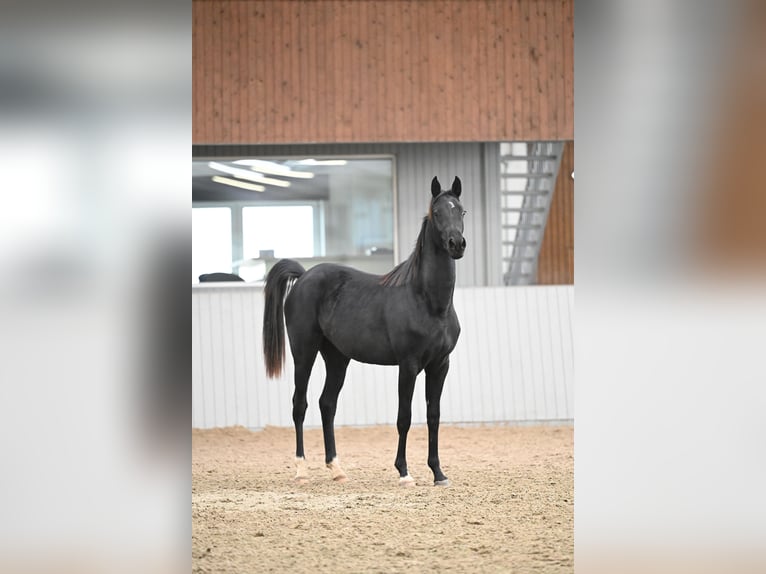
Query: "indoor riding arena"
193 1 574 572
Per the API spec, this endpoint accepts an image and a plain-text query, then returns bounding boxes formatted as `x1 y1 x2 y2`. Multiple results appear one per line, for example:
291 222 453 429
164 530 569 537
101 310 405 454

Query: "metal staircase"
500 141 565 285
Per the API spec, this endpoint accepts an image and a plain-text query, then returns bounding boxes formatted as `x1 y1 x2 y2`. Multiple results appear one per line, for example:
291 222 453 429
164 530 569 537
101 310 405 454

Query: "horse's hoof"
399 475 416 488
326 458 348 483
295 457 309 484
434 478 451 487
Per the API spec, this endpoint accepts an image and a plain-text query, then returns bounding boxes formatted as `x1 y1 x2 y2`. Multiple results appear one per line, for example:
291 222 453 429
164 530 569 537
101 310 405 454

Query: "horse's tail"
263 259 305 378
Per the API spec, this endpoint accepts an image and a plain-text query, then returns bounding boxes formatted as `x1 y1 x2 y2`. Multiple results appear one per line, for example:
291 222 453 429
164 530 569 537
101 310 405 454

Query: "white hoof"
434 478 451 487
399 474 416 488
326 458 348 483
295 457 309 483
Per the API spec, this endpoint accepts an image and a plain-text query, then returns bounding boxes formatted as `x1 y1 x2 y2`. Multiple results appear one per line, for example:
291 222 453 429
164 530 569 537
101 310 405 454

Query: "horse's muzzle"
448 236 467 259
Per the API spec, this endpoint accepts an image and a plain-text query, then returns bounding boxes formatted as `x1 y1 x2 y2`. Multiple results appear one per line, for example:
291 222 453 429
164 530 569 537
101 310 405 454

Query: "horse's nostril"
461 238 467 249
448 238 456 249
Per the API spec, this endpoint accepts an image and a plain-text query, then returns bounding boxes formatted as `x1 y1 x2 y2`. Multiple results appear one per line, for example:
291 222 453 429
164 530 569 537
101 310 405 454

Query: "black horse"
263 176 465 486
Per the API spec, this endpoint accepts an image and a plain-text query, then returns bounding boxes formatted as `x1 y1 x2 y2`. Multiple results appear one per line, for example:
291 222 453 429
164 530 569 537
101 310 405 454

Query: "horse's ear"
451 176 462 198
431 176 441 197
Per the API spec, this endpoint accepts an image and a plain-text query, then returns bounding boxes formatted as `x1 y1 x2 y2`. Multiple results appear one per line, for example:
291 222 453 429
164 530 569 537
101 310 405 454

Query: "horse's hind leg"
318 339 350 482
288 328 321 484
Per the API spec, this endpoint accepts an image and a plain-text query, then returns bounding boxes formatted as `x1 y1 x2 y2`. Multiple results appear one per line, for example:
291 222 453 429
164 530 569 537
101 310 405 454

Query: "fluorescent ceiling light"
232 159 292 173
211 175 265 192
208 161 291 187
232 159 315 179
295 159 348 166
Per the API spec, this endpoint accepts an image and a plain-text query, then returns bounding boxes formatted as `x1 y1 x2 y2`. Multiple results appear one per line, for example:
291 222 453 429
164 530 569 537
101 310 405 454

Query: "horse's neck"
416 224 456 315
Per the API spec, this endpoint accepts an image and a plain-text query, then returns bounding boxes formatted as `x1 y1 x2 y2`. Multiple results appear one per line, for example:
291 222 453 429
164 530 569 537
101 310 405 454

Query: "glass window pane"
243 205 314 259
192 207 231 282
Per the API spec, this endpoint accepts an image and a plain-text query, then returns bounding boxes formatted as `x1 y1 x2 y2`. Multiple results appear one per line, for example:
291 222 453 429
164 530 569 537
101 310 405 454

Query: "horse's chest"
407 313 460 357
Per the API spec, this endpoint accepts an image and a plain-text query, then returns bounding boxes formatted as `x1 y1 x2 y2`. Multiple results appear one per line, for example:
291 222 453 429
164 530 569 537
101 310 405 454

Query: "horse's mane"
379 216 429 287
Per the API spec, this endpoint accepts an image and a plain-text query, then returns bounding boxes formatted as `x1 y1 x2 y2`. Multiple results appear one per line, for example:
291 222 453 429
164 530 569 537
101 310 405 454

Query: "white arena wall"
192 284 573 429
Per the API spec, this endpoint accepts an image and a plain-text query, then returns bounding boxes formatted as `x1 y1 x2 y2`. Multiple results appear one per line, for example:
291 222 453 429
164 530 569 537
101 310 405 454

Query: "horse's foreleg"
395 363 418 487
425 357 450 486
319 341 350 482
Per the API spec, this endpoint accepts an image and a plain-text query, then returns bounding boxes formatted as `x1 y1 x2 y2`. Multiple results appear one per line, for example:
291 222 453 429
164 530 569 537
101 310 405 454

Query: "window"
192 207 231 283
192 157 395 283
242 205 315 260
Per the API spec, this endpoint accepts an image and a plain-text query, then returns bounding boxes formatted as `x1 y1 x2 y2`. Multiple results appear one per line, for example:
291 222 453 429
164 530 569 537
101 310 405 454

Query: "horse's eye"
462 210 467 216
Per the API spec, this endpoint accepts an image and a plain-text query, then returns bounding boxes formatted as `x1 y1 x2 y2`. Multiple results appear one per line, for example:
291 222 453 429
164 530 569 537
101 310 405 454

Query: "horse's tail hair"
263 259 305 378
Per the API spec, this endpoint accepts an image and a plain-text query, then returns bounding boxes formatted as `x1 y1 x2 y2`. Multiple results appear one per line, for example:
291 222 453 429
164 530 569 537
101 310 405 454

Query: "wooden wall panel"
192 0 574 144
537 140 574 284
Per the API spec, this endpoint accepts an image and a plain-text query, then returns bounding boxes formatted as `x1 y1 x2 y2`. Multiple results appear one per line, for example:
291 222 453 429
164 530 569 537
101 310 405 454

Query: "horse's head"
430 176 467 259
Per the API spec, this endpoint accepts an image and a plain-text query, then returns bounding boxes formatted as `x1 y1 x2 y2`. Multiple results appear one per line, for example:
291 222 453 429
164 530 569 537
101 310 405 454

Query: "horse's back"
287 262 380 305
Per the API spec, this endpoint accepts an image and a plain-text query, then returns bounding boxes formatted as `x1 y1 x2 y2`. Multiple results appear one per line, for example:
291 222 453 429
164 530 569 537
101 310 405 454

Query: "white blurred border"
0 3 189 573
576 0 766 570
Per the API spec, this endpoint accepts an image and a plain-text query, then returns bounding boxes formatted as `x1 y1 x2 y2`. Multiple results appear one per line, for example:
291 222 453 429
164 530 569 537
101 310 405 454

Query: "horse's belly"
326 328 398 365
315 287 398 364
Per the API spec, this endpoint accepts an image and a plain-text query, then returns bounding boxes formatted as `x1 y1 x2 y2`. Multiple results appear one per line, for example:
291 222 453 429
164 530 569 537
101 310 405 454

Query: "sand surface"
192 424 573 573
